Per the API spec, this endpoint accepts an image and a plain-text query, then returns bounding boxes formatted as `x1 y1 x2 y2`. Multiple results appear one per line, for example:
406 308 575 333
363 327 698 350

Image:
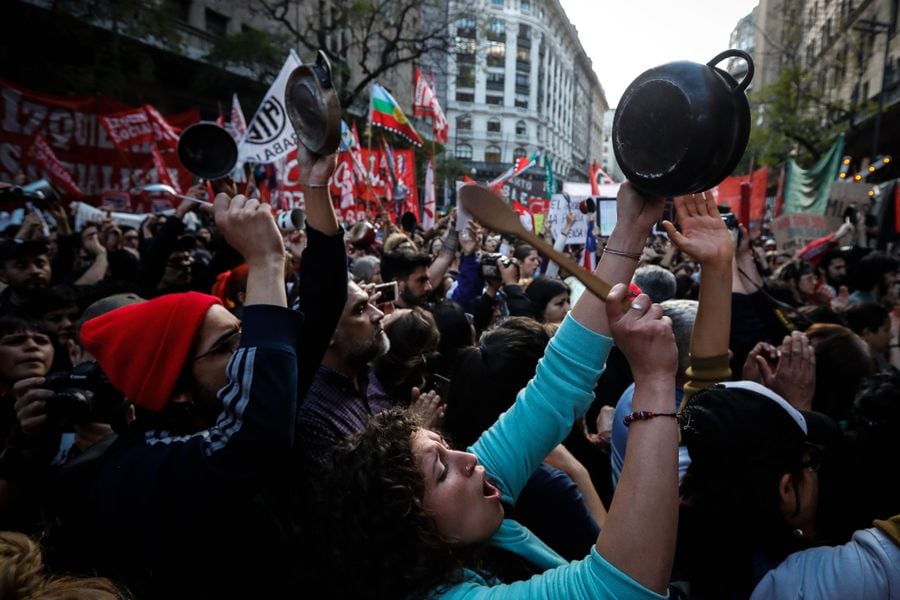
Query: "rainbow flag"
370 83 423 147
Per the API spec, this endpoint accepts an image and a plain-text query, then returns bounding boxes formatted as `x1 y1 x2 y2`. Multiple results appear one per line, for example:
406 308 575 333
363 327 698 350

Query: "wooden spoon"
459 184 618 302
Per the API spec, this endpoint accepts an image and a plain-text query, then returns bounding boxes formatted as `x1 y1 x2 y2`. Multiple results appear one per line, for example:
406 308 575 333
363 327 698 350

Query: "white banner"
237 50 303 165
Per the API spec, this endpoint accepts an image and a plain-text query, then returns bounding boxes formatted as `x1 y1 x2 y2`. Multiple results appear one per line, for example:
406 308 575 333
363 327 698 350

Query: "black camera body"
42 362 128 428
718 208 743 246
480 252 511 279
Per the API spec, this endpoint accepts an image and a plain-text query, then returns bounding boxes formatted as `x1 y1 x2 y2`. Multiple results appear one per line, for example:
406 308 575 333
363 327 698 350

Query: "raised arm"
596 283 679 594
570 182 665 335
662 192 735 402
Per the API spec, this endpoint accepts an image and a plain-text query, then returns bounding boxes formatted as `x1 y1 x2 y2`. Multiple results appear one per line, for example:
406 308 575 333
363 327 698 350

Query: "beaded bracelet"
623 410 680 427
603 247 642 260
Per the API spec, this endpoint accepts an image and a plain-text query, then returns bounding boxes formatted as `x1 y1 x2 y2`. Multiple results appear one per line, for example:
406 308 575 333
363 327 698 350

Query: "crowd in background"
0 146 898 599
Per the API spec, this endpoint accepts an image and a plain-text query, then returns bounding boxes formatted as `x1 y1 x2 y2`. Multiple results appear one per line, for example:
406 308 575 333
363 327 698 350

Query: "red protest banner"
714 167 769 234
272 146 417 215
23 134 84 198
1 78 198 205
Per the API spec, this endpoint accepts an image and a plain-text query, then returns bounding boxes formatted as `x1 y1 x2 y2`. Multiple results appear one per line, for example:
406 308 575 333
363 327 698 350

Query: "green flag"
783 134 845 214
544 154 556 199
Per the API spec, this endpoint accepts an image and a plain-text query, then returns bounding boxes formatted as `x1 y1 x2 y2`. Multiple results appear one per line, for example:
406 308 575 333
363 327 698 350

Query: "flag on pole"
229 93 248 142
238 50 303 165
582 220 597 271
149 141 181 193
23 135 84 198
413 68 449 143
589 161 600 196
488 150 541 192
545 154 557 199
423 158 436 229
370 82 423 147
782 134 845 215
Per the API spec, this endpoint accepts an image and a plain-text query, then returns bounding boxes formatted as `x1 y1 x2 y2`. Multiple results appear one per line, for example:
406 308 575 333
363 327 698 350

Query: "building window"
456 91 475 102
456 66 475 88
520 0 530 12
456 114 472 131
491 0 504 6
487 42 506 67
515 72 530 93
518 23 530 39
513 147 527 159
485 145 502 162
487 118 502 133
205 8 229 36
515 120 526 136
455 144 473 159
515 95 529 109
486 94 504 106
457 15 476 38
487 18 506 41
486 71 505 91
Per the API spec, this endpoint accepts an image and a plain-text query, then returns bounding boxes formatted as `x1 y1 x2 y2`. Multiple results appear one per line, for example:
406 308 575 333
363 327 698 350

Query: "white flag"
423 159 436 230
237 50 302 165
229 93 248 142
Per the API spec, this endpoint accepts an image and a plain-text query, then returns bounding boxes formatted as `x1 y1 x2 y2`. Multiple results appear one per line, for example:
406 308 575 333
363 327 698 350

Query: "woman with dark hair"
513 244 541 281
429 301 475 378
805 323 876 424
524 277 570 323
773 260 819 307
373 307 441 407
675 382 840 599
310 185 680 599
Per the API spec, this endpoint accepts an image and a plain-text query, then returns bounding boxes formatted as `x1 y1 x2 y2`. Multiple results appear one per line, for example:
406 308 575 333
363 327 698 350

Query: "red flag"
774 166 786 217
511 200 533 233
150 141 180 193
413 68 449 143
589 161 600 196
100 104 180 153
23 134 84 198
463 175 477 184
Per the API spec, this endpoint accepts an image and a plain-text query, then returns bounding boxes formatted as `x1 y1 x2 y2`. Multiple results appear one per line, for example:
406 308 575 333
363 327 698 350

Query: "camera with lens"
42 362 128 428
718 207 742 246
0 179 58 210
480 252 512 279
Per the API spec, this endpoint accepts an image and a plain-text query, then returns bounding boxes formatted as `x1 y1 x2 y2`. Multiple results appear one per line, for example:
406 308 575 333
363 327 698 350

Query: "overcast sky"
559 0 761 107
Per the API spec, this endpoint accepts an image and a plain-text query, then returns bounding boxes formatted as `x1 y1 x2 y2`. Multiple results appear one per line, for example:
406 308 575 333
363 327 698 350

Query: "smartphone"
424 373 451 397
655 197 676 235
373 281 398 304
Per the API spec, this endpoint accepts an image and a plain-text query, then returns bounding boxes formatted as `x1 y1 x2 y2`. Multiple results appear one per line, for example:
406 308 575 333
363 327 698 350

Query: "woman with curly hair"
0 530 128 599
309 184 681 599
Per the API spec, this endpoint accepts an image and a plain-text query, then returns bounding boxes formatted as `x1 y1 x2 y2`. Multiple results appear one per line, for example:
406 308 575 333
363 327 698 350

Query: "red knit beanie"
80 292 221 412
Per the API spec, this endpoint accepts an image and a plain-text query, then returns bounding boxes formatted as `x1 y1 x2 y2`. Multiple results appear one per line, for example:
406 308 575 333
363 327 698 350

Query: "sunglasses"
193 328 242 361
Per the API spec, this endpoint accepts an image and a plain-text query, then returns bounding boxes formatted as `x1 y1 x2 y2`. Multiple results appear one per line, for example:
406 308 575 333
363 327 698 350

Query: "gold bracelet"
603 246 642 260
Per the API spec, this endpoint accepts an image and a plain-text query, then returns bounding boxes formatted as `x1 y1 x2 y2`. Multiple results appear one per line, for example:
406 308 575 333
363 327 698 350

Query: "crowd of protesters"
0 139 898 599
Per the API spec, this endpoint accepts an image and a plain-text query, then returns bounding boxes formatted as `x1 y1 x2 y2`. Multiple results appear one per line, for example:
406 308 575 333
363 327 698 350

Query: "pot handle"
707 49 754 94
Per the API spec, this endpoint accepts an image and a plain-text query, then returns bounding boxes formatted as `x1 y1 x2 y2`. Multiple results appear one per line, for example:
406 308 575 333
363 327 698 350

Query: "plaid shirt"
297 364 391 467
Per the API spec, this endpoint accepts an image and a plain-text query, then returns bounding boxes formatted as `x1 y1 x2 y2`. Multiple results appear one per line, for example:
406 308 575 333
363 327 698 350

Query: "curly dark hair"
307 409 472 599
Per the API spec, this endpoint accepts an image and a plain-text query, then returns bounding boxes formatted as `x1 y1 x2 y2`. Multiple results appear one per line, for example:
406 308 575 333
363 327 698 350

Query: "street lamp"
854 18 893 159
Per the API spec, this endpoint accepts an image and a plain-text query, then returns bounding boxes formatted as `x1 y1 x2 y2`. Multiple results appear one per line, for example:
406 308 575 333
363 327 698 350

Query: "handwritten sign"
545 193 590 244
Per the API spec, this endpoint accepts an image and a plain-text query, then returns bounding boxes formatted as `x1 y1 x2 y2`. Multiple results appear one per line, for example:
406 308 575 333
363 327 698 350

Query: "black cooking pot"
612 49 753 197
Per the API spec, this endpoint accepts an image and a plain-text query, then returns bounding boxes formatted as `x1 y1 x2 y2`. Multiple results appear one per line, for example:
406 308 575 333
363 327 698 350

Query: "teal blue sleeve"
433 547 668 599
470 314 612 504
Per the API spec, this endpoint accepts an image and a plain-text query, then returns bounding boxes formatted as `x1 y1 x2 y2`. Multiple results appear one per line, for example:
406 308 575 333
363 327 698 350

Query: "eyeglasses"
800 444 824 472
193 328 241 361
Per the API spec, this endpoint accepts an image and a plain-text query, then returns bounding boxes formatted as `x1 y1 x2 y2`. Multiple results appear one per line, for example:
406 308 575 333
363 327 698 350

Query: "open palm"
662 191 735 267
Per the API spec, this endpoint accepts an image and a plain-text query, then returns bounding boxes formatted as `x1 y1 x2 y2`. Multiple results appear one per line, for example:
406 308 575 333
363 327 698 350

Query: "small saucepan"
612 49 754 197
